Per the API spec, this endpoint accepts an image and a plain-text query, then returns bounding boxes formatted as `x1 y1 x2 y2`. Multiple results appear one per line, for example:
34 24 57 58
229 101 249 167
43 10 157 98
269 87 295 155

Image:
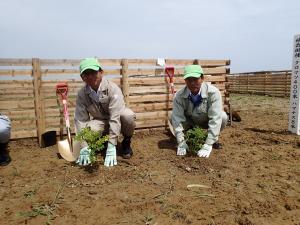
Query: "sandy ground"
0 94 299 225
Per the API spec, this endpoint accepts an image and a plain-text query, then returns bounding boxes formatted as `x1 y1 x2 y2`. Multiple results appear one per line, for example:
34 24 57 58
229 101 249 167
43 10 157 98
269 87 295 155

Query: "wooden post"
246 74 249 94
264 73 267 95
32 58 45 147
121 59 130 106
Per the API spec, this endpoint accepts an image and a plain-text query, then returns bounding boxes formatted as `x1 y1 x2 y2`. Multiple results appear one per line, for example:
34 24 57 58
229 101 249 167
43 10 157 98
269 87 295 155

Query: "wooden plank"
127 67 227 76
40 58 122 66
130 102 172 113
40 78 120 88
0 80 33 84
129 94 173 103
0 58 32 66
128 75 226 85
126 59 230 67
165 59 230 67
136 110 168 120
127 59 157 65
136 119 166 128
1 109 36 119
0 89 34 95
11 119 37 129
0 100 35 110
0 70 32 76
11 130 37 139
0 94 34 100
41 69 121 76
98 59 122 66
129 83 226 95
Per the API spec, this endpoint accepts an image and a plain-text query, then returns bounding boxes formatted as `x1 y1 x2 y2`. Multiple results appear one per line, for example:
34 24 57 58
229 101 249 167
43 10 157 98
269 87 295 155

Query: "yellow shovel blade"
58 139 81 162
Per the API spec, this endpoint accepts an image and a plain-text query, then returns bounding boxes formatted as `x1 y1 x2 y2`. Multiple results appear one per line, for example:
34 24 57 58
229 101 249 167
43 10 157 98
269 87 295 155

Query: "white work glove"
177 141 188 156
175 128 188 156
104 142 117 167
197 144 213 158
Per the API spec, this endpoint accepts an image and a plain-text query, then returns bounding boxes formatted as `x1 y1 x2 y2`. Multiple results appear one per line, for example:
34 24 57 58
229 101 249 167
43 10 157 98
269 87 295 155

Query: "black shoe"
0 154 11 166
122 137 133 159
0 142 11 166
212 142 222 150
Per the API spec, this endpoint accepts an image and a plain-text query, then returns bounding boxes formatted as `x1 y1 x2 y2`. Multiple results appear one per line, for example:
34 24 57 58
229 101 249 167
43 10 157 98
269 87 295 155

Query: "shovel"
56 83 80 161
165 66 176 136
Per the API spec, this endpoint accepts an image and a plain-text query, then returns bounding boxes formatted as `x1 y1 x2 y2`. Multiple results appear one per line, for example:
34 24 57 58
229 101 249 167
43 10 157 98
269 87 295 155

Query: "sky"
0 0 299 73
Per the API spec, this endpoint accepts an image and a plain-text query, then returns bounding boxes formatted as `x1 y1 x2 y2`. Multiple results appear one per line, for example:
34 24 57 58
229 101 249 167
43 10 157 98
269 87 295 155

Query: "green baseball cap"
79 58 102 75
183 65 204 79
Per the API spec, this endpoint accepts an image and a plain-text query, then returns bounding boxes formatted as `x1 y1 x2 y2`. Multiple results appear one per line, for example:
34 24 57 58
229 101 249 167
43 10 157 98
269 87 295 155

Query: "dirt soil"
1 94 299 225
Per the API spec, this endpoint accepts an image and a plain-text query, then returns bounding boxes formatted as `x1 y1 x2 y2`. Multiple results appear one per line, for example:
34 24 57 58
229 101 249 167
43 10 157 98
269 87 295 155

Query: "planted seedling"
74 127 109 163
185 127 207 155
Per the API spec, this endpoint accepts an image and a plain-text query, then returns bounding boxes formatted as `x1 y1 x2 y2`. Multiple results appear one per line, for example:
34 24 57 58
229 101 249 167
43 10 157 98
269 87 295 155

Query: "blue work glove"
76 147 91 166
197 144 213 158
104 142 117 167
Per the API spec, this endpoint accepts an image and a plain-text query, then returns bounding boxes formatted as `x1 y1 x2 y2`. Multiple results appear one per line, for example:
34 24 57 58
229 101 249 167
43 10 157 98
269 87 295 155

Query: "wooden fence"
228 70 291 97
0 58 230 145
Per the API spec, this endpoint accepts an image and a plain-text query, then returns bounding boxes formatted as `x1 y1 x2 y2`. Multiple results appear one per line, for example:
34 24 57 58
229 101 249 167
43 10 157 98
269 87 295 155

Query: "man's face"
81 69 102 91
185 76 203 95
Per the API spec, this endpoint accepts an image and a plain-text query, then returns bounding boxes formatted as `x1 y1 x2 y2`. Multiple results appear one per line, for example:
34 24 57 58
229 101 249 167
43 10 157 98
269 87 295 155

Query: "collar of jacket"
84 77 109 95
182 82 208 99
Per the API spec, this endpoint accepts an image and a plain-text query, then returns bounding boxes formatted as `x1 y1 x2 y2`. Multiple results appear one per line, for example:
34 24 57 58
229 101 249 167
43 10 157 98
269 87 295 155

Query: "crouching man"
171 65 228 158
75 58 136 167
0 113 11 166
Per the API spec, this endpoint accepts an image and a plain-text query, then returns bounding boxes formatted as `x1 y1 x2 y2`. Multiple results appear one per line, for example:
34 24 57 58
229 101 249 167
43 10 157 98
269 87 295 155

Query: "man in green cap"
171 65 228 158
75 58 136 167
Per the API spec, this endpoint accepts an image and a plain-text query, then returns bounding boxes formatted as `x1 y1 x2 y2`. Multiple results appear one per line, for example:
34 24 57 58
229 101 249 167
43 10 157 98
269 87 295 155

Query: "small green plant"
74 127 109 163
185 127 207 155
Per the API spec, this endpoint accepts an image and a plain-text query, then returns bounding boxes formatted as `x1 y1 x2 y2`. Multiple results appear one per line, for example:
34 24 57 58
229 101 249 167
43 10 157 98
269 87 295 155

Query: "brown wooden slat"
0 89 34 95
128 75 226 85
11 119 37 129
0 58 32 66
0 100 35 110
136 119 166 128
0 70 32 76
130 102 172 113
0 80 33 84
136 110 169 120
11 130 37 139
40 58 122 66
127 67 227 76
1 109 36 119
165 59 230 67
129 94 173 103
41 69 121 76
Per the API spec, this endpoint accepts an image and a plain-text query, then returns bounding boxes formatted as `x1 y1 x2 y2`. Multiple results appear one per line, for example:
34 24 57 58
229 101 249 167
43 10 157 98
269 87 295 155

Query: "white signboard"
288 34 300 134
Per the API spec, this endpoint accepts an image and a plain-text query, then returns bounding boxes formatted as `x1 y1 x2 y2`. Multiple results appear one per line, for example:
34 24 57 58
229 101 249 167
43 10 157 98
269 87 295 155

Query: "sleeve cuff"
205 139 215 145
108 138 117 146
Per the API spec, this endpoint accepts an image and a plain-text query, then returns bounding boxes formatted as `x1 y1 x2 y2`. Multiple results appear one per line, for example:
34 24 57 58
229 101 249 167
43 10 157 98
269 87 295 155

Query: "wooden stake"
121 59 130 106
32 58 45 147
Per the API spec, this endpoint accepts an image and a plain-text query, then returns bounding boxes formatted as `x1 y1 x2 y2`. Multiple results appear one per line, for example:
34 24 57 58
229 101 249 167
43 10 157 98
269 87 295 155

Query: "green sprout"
74 127 109 163
185 127 208 155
